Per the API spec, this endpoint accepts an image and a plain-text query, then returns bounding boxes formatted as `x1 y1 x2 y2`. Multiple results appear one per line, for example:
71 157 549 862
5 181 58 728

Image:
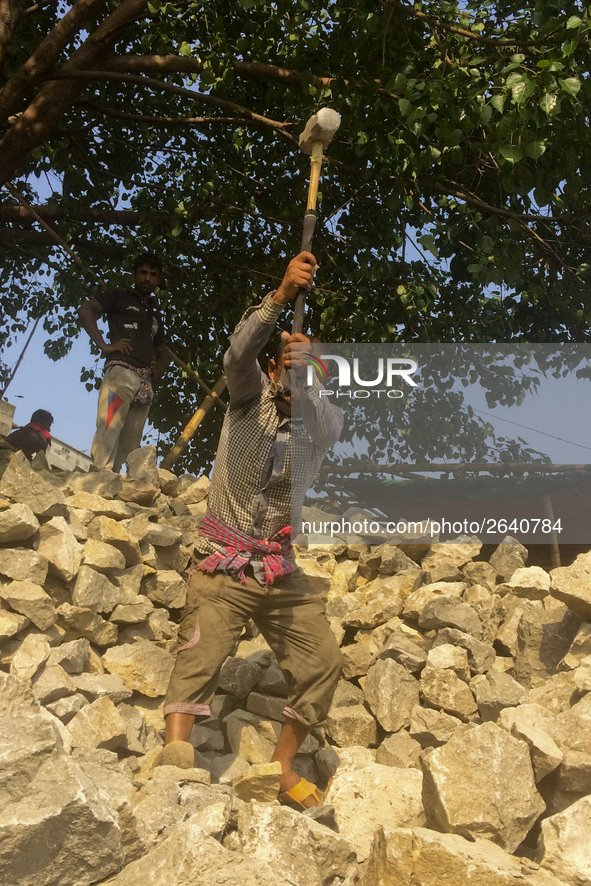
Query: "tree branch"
75 98 282 133
102 53 333 90
0 0 149 188
99 53 401 102
431 180 565 224
0 0 108 122
0 0 25 67
21 0 57 16
385 0 561 48
51 70 295 136
0 203 208 224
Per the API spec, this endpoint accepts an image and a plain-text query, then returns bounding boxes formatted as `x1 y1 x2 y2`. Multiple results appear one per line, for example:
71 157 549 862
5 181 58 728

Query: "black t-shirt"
96 288 165 368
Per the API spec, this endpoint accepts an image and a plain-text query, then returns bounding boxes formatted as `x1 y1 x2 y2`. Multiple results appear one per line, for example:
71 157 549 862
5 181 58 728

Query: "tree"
1 0 590 471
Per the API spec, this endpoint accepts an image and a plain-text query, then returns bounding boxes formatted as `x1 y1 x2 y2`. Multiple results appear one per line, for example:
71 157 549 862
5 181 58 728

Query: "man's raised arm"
223 253 316 407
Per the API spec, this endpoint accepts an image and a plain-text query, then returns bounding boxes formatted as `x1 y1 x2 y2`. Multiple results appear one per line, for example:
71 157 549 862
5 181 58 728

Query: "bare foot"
279 770 323 808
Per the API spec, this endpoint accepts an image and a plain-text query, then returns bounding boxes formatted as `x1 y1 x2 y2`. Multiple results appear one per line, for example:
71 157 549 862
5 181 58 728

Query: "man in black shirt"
79 253 169 472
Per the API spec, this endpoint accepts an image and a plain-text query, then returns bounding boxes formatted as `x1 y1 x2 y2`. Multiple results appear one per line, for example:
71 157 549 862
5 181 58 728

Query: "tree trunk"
0 0 109 122
0 0 147 187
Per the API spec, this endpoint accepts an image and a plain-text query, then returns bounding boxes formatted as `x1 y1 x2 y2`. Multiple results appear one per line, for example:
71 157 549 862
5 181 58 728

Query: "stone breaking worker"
78 253 169 473
160 252 344 810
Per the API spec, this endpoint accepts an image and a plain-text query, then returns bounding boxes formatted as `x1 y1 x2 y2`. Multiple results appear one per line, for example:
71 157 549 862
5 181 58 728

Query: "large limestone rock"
58 602 118 647
364 827 570 886
364 658 420 732
489 538 528 581
421 722 545 852
324 763 425 861
110 817 291 886
9 632 50 681
423 538 483 569
0 548 48 584
103 640 175 697
233 762 282 803
67 469 122 499
552 693 591 793
67 695 128 751
420 665 478 721
550 551 591 621
514 602 581 688
73 565 122 614
0 605 29 641
376 731 422 769
237 801 359 886
143 569 186 609
87 515 142 566
432 627 496 674
0 672 41 717
73 672 134 704
473 670 528 721
507 566 551 600
497 704 563 783
0 502 39 543
125 446 160 487
316 745 376 782
32 663 77 705
0 579 56 630
537 795 591 886
402 582 467 620
419 596 482 637
68 492 133 519
0 450 68 517
0 712 123 886
409 705 462 748
82 538 127 572
37 517 84 582
325 703 378 748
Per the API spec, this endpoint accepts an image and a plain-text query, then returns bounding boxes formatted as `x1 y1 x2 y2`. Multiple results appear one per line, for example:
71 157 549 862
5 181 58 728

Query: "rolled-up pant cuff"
163 702 211 718
283 706 314 727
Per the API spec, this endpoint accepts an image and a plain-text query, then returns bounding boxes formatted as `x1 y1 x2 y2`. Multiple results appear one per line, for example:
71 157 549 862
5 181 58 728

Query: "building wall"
0 400 15 437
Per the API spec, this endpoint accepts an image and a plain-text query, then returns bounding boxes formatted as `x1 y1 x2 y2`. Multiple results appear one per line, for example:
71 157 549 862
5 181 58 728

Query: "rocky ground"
1 446 591 886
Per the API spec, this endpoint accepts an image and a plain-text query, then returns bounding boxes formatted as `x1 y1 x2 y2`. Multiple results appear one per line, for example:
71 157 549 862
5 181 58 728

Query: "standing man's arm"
78 298 132 356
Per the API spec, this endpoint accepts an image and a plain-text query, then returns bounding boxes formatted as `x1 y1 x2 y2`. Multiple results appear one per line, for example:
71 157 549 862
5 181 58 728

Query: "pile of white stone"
1 446 591 886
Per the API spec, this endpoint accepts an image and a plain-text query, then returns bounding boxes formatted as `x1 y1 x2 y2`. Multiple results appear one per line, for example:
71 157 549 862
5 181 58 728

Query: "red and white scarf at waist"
197 510 294 586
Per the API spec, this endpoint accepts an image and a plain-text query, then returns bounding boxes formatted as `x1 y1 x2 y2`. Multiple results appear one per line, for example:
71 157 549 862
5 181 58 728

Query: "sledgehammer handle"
292 210 318 334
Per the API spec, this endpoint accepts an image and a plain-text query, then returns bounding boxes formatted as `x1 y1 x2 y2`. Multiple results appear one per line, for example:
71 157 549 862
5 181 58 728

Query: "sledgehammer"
292 107 341 334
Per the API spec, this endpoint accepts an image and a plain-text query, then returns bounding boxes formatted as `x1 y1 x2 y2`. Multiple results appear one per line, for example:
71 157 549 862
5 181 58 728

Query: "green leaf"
525 140 546 159
178 41 191 56
419 234 438 258
540 92 558 114
491 94 505 113
398 98 411 116
559 77 581 97
566 15 582 29
499 145 524 163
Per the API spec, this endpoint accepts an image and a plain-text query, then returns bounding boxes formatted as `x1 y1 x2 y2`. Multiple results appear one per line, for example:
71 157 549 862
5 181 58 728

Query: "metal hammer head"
299 107 341 155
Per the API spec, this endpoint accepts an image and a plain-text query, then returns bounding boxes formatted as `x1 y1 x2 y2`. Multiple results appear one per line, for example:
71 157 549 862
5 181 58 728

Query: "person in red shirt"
5 409 53 461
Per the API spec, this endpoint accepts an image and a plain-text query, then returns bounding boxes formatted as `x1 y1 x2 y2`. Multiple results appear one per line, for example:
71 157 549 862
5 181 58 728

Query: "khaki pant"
164 566 343 728
91 365 151 472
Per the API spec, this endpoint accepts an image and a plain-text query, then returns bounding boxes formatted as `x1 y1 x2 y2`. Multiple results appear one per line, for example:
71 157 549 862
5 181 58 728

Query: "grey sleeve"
223 295 284 407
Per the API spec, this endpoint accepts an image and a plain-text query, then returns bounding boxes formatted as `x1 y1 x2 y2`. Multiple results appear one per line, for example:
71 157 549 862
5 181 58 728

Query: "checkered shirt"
194 294 343 583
